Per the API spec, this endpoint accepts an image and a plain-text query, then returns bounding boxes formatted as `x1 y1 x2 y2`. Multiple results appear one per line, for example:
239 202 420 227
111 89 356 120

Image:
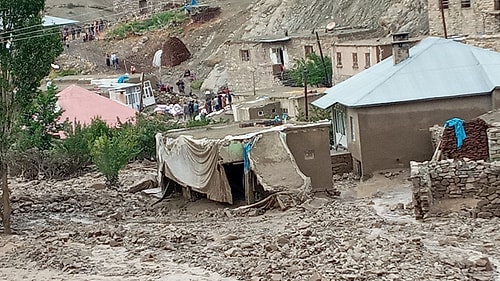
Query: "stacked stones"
440 118 489 161
411 159 500 219
487 122 500 161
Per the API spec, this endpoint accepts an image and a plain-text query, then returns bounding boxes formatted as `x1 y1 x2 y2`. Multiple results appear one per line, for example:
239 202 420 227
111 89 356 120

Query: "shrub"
127 114 180 160
90 129 139 186
190 79 203 90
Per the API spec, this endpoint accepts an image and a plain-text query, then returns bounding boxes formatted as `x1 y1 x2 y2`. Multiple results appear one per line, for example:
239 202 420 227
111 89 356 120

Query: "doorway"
139 0 148 14
223 162 245 202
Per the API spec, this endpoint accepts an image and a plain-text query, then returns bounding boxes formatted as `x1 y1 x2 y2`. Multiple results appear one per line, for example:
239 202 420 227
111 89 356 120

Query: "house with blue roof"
313 33 500 177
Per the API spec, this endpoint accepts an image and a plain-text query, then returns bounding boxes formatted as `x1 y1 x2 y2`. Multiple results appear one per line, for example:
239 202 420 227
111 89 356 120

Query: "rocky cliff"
241 0 428 39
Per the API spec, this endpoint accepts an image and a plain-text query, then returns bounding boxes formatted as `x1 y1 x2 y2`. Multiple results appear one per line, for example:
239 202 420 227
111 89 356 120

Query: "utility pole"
440 0 448 39
315 31 331 87
303 69 309 122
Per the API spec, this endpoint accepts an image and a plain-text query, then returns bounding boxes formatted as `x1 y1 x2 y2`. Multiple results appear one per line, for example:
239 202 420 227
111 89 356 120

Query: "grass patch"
107 11 188 39
55 69 80 77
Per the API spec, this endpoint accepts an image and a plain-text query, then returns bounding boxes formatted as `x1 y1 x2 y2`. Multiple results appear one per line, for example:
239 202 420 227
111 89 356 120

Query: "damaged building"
155 122 333 206
412 111 500 220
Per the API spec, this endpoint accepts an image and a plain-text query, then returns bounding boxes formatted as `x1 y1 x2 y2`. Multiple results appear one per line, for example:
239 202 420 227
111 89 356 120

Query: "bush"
187 116 211 128
90 129 139 186
190 79 203 90
127 114 180 160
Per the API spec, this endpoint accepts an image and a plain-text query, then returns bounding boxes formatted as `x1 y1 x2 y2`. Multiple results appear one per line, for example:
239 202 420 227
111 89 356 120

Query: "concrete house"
224 28 375 93
332 38 393 84
313 34 500 177
428 0 500 50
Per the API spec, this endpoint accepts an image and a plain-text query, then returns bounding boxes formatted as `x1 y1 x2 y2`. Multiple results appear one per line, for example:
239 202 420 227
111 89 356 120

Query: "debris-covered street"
0 164 498 281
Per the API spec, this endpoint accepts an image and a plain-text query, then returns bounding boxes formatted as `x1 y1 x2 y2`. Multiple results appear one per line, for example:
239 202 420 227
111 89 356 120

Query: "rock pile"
440 118 489 161
1 164 499 281
161 37 191 67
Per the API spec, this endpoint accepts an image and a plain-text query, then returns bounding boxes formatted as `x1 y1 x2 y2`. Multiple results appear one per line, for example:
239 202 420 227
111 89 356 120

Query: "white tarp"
156 134 233 204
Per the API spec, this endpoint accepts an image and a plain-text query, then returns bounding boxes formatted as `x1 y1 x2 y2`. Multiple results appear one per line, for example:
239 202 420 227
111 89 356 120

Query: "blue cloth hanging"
444 118 467 149
243 141 253 173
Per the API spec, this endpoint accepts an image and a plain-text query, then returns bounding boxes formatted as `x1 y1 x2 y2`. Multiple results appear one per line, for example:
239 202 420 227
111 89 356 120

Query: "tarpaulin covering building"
156 122 333 205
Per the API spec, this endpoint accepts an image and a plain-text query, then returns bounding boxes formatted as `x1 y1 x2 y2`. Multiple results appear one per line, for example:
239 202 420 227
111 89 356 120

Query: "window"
461 0 471 7
271 108 276 113
365 53 371 68
240 49 250 61
304 45 314 57
352 52 358 68
350 116 356 141
440 0 449 9
282 108 288 113
304 150 315 160
495 0 500 10
333 105 346 135
139 0 148 14
258 111 264 116
336 52 342 67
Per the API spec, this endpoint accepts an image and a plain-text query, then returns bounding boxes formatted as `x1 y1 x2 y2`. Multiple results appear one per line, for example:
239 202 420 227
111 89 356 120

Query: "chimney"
392 32 410 65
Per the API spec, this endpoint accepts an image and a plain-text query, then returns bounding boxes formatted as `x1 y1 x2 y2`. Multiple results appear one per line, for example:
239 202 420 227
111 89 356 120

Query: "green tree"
0 0 63 234
17 85 63 151
288 53 332 87
90 129 139 187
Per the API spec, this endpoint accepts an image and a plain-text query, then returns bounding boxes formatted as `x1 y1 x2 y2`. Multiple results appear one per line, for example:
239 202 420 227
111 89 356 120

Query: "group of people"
105 53 120 69
61 19 105 47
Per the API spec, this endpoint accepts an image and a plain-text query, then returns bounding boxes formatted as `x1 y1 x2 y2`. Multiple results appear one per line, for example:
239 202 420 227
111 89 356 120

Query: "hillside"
44 0 429 90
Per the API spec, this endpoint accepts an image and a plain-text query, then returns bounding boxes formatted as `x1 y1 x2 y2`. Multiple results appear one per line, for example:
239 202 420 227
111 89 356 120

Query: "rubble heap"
1 164 498 281
161 37 191 67
440 118 489 161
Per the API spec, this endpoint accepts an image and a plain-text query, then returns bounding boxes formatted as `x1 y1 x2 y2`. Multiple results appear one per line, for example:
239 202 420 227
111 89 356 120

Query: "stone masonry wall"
428 0 500 37
488 125 500 161
331 151 353 175
411 159 500 220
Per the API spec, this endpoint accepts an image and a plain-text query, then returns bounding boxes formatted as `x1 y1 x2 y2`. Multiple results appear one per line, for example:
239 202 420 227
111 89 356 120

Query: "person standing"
183 102 189 120
105 53 111 67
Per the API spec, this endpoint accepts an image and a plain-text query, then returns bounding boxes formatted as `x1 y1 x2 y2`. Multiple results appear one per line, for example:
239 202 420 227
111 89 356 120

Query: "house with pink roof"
57 84 137 127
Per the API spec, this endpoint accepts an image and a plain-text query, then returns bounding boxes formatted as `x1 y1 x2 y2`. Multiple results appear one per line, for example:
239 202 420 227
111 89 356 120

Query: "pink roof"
58 84 137 127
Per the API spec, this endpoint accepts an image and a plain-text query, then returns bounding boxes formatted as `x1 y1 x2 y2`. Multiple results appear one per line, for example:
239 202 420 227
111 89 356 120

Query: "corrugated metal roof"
312 37 500 109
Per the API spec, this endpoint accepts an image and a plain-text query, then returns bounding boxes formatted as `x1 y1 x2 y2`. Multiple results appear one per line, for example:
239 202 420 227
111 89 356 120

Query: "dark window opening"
336 52 342 67
223 163 245 202
365 53 371 68
440 0 449 9
240 49 250 61
139 0 148 14
495 0 500 10
304 45 314 57
352 52 358 68
461 0 471 7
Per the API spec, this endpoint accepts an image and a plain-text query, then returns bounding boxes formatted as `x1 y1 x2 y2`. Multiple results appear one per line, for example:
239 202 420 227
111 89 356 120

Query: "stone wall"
113 0 177 21
488 125 500 161
331 151 353 175
428 0 500 37
411 159 500 220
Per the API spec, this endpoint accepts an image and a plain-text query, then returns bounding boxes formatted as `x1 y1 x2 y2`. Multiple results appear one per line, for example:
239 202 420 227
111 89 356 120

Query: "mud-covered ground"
1 166 499 281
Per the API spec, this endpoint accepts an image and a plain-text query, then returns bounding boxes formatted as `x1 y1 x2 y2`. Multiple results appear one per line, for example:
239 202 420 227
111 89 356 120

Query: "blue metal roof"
312 37 500 109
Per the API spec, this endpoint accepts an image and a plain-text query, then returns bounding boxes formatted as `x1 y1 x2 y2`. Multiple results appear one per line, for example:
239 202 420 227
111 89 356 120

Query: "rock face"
242 0 428 39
